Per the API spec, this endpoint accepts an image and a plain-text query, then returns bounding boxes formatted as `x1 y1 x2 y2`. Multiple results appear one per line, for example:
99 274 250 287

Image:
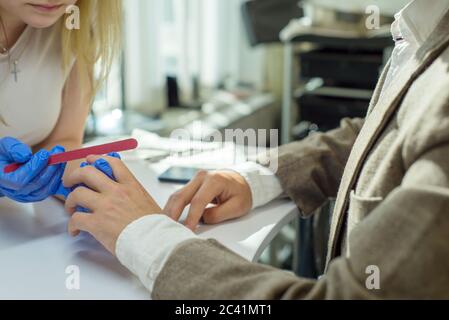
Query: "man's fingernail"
86 155 97 163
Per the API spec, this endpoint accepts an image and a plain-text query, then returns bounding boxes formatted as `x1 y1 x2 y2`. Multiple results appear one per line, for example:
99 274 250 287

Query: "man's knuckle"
207 217 219 225
110 183 123 195
207 174 220 184
191 196 203 207
80 166 95 178
64 198 73 211
195 170 208 179
87 216 100 230
71 186 83 196
72 167 83 176
67 219 75 232
168 193 178 201
170 191 184 203
71 214 82 226
202 214 214 224
119 186 131 199
108 156 120 164
100 198 114 211
72 187 87 200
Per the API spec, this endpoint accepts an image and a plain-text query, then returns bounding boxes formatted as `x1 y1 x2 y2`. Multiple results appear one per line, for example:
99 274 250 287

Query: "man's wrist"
226 162 283 209
115 214 198 294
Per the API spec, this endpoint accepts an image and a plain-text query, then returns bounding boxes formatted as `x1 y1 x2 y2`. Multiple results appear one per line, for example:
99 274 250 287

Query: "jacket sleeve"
153 183 449 299
152 115 449 300
257 118 364 216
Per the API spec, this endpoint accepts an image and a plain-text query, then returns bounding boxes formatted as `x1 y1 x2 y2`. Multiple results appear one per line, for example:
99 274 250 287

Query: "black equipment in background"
242 0 303 46
166 76 181 108
291 36 393 279
292 36 393 140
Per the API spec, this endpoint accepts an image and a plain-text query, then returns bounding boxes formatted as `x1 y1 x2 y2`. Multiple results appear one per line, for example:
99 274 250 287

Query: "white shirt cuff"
115 214 198 295
227 162 284 209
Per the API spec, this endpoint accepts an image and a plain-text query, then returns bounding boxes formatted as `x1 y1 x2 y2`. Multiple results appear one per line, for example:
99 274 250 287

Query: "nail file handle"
3 138 138 174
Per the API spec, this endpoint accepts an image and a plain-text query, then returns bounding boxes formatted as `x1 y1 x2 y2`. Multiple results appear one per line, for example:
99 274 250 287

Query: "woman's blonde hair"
0 1 121 125
61 0 122 101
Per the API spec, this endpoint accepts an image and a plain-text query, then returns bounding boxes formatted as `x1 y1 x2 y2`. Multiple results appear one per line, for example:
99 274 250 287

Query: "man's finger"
64 165 116 192
163 171 207 221
184 182 221 230
68 212 94 237
65 187 100 214
93 158 116 180
202 198 243 225
86 155 134 184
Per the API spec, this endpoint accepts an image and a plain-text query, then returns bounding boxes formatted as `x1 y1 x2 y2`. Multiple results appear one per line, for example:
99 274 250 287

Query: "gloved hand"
62 152 121 213
0 137 67 203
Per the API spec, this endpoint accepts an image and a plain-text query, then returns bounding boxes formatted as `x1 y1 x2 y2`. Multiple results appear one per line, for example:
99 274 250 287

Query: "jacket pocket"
348 191 383 230
345 191 383 256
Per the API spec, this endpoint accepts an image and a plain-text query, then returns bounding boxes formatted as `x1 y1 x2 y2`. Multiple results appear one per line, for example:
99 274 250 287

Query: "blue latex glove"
85 152 121 181
0 137 66 203
63 152 121 213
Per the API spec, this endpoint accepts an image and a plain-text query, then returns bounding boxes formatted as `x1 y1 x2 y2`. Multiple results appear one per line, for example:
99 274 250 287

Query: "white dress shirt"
115 0 449 295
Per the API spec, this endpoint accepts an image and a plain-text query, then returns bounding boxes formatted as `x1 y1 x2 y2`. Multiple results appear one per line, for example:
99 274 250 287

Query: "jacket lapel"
325 10 449 269
366 59 391 116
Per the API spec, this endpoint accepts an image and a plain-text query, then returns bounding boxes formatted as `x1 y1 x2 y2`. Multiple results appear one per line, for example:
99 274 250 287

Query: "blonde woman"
0 0 121 202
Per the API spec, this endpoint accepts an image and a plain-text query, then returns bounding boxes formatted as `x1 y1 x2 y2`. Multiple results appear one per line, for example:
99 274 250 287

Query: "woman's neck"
0 10 27 50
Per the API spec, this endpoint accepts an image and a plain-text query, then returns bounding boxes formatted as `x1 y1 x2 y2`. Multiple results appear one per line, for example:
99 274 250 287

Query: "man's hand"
64 155 162 254
163 170 253 230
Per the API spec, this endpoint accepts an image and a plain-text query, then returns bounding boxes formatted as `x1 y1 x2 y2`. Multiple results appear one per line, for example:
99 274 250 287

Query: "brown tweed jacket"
152 11 449 299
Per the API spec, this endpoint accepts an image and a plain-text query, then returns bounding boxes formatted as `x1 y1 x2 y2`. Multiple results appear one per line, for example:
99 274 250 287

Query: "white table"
0 159 297 299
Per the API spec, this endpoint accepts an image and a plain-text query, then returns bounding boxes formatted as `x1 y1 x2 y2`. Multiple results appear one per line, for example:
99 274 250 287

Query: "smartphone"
158 166 203 184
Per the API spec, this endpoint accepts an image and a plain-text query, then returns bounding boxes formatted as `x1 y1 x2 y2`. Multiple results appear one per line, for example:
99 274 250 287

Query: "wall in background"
95 0 267 116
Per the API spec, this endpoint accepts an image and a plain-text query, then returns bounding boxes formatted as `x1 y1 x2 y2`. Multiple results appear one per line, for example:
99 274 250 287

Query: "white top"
0 24 74 146
114 0 449 295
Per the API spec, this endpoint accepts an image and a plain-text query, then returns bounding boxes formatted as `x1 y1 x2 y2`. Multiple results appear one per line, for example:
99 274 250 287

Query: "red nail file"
4 138 138 174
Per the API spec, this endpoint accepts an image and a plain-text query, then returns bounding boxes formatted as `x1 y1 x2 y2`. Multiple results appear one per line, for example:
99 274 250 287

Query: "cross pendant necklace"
1 41 23 83
11 60 20 83
1 27 30 84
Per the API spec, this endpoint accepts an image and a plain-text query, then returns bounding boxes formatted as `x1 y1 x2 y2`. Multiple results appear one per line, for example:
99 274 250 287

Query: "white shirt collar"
394 0 449 45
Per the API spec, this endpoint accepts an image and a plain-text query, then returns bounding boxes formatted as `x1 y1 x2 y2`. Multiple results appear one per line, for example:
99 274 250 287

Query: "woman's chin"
23 16 62 29
22 6 65 29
